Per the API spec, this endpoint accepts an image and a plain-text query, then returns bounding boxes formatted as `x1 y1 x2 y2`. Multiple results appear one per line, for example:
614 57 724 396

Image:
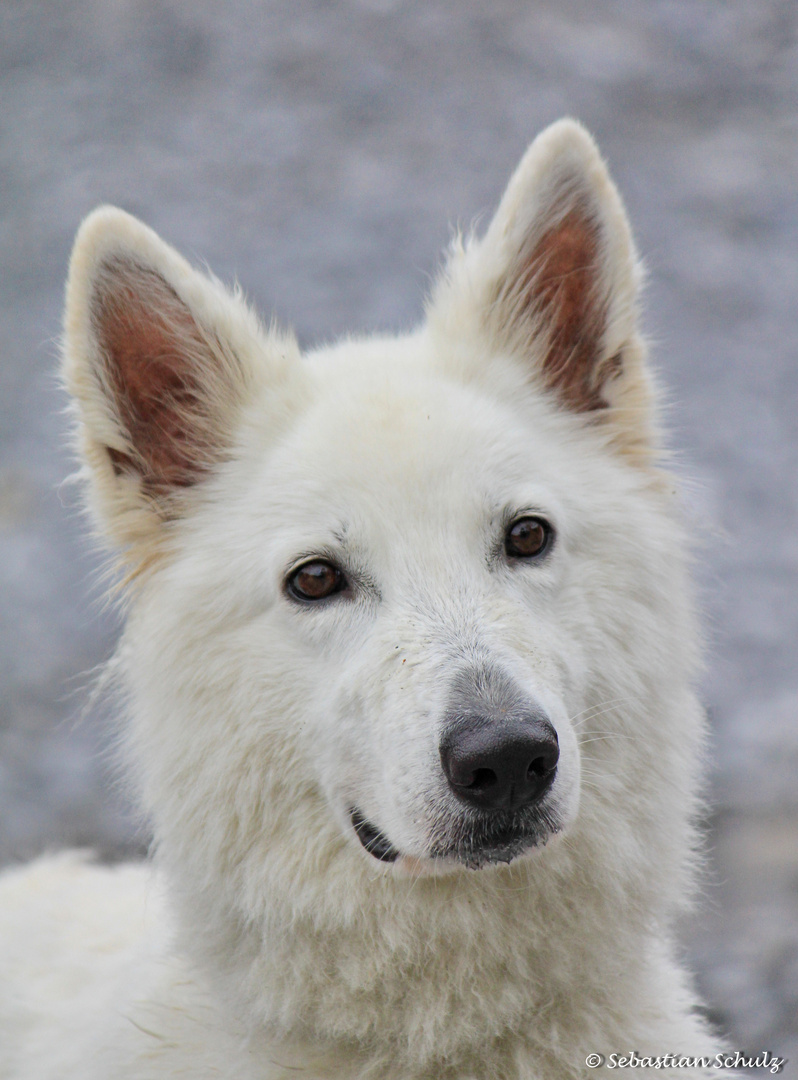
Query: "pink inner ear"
94 263 213 494
519 205 611 412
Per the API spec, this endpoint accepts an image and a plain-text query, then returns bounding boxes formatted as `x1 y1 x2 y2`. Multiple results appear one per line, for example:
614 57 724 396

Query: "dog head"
62 120 697 896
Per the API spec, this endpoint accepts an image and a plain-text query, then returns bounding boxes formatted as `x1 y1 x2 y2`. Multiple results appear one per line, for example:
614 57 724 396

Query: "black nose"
440 714 559 812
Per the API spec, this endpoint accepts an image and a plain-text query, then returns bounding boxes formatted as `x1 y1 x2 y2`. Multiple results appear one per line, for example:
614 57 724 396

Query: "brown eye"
505 517 553 560
287 560 345 601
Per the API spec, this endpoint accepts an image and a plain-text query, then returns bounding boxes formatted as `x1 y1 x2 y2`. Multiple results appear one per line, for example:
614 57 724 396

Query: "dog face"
210 349 589 872
62 119 676 886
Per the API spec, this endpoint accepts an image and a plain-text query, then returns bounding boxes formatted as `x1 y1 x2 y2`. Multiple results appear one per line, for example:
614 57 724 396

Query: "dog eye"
287 560 345 601
505 517 553 560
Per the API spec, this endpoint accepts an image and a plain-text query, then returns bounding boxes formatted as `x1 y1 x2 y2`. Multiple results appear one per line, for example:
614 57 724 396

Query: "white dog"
0 120 727 1079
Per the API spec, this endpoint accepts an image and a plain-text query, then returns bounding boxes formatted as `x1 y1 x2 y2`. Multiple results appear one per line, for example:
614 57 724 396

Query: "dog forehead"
280 341 557 497
222 335 606 566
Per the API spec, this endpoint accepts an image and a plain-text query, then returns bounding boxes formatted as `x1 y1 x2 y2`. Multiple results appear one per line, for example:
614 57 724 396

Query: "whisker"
578 731 636 745
568 697 633 727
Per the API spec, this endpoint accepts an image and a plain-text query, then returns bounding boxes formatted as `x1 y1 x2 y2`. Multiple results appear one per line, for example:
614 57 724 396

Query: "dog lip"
349 807 400 863
428 809 559 868
434 833 551 870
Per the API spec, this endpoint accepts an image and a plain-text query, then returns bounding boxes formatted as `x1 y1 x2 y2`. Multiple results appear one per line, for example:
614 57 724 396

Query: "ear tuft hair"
491 196 612 412
430 119 657 459
89 255 241 494
63 206 296 565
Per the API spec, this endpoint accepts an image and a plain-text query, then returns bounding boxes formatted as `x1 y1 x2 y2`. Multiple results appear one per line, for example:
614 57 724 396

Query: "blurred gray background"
1 0 796 1068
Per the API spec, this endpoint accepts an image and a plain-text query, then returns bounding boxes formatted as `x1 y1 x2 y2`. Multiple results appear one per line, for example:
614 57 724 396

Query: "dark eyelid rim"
282 547 381 604
284 549 347 601
492 507 557 565
284 547 346 582
286 559 346 603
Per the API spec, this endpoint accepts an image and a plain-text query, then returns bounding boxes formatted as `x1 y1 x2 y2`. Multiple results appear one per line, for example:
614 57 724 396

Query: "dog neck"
161 825 670 1079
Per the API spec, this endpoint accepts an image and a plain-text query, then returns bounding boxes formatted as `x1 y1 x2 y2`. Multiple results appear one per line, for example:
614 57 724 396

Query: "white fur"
0 120 726 1079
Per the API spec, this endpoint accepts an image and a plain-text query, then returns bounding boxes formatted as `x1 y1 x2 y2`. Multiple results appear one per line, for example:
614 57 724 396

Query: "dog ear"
63 207 292 562
433 120 656 455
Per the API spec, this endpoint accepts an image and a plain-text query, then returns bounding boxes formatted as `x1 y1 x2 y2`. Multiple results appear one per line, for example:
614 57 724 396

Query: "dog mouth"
349 808 400 863
349 806 557 869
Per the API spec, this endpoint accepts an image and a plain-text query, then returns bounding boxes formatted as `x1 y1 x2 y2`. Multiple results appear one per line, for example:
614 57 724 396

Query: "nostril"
465 767 498 791
527 749 558 779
